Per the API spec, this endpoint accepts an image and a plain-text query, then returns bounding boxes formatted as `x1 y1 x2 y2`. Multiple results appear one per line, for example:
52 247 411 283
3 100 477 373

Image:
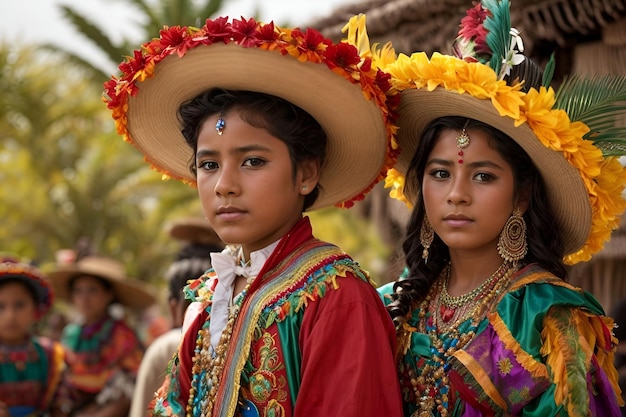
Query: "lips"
216 206 244 214
444 214 471 221
216 206 246 221
443 213 473 227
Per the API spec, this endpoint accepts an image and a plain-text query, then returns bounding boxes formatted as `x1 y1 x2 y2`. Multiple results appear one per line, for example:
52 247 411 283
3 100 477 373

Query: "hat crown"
72 256 127 282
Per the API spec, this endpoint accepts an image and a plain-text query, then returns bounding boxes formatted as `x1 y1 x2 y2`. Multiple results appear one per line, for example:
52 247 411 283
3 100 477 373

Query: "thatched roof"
311 0 626 65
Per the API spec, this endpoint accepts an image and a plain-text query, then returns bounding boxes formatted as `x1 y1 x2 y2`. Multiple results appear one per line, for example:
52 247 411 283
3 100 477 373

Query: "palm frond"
59 6 121 64
482 0 511 76
199 0 225 22
555 74 626 156
38 43 109 83
586 131 626 156
542 53 555 87
120 0 161 36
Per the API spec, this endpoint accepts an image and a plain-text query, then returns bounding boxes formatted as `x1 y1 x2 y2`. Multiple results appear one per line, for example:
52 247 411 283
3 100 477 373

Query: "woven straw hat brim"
167 217 223 247
0 263 53 317
396 88 591 256
126 43 388 210
48 258 156 310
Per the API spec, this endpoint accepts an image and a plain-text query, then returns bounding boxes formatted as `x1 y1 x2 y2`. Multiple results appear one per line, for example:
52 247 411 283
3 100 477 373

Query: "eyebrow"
196 144 273 159
426 158 505 170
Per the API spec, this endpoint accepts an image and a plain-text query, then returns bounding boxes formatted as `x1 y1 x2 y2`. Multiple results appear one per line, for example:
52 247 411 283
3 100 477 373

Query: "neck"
0 336 29 347
447 252 507 296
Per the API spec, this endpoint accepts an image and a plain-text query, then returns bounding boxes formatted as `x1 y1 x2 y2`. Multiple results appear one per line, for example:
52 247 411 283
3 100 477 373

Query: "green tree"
0 43 197 284
47 0 225 82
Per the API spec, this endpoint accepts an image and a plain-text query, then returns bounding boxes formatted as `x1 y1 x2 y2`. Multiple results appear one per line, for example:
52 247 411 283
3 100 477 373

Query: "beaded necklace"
406 263 514 417
187 285 249 417
440 261 507 307
436 261 508 331
0 339 38 372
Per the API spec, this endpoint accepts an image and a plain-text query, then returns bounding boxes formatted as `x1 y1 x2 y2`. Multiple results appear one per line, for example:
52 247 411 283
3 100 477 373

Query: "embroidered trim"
155 240 367 417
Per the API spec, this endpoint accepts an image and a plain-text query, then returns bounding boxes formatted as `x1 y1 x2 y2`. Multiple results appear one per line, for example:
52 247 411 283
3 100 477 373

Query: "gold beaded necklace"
440 261 508 307
437 262 509 331
186 284 250 417
406 264 514 417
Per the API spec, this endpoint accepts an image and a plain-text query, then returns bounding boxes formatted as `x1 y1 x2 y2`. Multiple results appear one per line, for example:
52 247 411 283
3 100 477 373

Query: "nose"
447 176 471 206
213 164 240 197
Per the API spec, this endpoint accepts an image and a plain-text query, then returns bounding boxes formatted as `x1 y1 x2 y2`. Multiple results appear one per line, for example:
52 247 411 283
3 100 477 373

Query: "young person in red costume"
104 15 403 417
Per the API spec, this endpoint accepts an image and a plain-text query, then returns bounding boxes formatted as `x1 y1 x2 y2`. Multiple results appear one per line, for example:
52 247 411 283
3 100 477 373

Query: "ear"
168 298 181 328
297 158 321 195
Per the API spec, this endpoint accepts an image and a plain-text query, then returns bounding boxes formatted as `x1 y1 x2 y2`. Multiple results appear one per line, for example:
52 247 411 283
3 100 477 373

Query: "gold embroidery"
265 399 286 417
497 357 513 375
249 332 287 404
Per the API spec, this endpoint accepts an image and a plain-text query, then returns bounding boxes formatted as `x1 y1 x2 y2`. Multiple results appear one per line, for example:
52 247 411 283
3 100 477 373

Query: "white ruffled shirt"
181 242 279 349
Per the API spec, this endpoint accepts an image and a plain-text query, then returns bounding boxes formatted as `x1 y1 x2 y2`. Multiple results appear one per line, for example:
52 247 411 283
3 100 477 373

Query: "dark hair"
178 88 327 211
166 243 217 302
0 278 39 306
387 116 567 326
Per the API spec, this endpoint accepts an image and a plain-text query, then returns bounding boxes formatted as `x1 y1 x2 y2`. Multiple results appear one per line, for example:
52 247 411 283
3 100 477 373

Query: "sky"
0 0 354 74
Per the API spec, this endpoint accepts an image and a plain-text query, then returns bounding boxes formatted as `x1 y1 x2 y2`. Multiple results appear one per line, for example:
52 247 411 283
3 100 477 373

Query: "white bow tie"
208 243 278 348
210 251 262 284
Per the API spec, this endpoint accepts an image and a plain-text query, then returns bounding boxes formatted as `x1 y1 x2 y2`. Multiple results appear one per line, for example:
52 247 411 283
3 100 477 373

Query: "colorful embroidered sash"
213 239 356 417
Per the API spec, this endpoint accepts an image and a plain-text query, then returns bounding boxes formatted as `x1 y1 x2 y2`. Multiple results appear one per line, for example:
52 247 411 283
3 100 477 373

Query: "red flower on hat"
202 16 231 42
325 42 361 73
231 17 262 47
285 28 330 64
458 3 490 57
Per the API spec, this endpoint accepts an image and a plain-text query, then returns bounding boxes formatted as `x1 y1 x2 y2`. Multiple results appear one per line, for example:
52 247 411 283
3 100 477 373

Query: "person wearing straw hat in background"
373 0 626 416
129 218 224 417
0 256 65 417
49 255 156 417
104 14 402 417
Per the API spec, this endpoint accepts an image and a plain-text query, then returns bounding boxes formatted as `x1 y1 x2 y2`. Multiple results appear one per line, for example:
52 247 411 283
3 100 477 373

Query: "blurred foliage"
0 43 196 283
45 0 226 83
309 207 391 286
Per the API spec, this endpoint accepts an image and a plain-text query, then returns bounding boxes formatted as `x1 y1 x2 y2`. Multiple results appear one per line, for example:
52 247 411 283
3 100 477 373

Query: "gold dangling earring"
420 216 434 262
497 207 527 263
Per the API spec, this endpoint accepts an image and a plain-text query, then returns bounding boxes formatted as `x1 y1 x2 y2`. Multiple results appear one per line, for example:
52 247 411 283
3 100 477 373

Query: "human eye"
242 157 265 167
198 160 219 171
428 169 450 180
474 172 495 182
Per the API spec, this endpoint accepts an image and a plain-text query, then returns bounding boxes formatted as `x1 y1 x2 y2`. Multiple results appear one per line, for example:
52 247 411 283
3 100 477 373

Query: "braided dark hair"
387 116 567 327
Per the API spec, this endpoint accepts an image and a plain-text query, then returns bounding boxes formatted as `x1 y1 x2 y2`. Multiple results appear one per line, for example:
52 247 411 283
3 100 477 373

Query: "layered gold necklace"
405 262 514 417
436 261 509 333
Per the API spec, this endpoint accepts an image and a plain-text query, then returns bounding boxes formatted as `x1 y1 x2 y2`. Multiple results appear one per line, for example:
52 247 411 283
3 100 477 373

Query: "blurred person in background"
0 256 65 417
129 218 224 417
49 254 156 417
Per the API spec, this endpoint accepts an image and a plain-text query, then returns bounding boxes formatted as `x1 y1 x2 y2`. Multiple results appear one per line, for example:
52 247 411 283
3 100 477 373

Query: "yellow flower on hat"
384 168 410 207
